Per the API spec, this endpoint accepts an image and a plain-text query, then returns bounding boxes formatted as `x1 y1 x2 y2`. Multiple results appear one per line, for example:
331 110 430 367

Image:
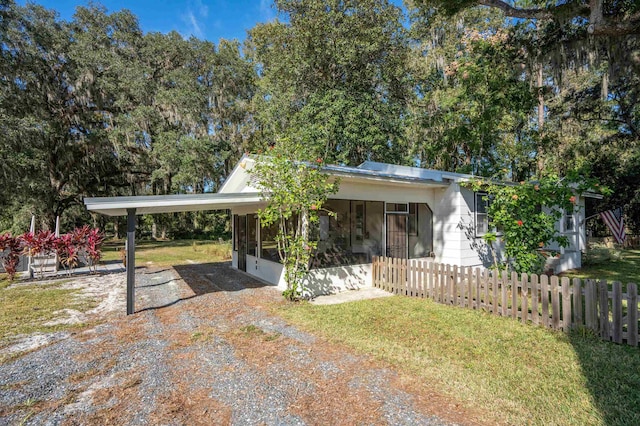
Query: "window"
233 215 239 251
312 200 383 268
408 203 433 258
564 211 574 232
475 192 490 236
260 221 281 263
247 214 258 256
386 203 408 213
408 203 418 236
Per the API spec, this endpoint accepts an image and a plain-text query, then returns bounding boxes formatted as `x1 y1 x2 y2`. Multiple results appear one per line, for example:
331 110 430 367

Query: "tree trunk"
536 58 545 175
152 220 158 239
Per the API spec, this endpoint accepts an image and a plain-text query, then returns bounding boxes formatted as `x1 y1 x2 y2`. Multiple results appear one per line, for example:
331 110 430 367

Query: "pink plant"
85 228 105 273
0 234 24 281
20 230 56 257
20 230 57 278
54 234 79 276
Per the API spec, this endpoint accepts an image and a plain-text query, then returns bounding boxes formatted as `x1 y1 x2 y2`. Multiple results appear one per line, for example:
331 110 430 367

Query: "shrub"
54 233 80 276
0 234 24 281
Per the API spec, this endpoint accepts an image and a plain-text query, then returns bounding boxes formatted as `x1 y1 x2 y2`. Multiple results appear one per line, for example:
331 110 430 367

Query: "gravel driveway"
0 262 480 425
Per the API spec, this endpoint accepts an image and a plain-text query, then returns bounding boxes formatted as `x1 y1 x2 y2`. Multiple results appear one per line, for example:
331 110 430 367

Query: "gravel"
0 262 461 425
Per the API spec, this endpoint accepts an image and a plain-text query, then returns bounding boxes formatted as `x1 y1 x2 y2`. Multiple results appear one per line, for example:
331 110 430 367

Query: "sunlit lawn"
0 278 96 349
101 239 232 267
278 297 640 426
562 249 640 286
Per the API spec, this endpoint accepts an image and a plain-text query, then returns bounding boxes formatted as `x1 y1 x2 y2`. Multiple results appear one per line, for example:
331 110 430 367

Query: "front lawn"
278 296 640 426
563 249 640 287
0 278 95 346
101 239 232 267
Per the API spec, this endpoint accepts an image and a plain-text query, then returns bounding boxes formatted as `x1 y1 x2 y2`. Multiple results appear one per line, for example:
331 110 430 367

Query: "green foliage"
0 2 256 232
249 0 409 166
250 144 338 300
406 6 537 176
465 175 607 273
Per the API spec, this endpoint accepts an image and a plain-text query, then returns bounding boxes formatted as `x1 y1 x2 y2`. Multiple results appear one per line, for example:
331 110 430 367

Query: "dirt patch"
0 262 492 425
151 388 233 425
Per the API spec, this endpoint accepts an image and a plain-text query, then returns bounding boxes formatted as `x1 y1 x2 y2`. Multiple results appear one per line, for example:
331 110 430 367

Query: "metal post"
126 208 136 315
28 215 35 278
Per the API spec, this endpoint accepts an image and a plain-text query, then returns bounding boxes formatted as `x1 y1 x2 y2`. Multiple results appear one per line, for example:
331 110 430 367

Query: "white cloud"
259 0 275 22
181 0 209 39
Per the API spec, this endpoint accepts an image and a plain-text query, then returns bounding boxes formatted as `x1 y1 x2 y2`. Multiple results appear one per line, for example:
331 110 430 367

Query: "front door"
236 215 247 271
386 214 407 258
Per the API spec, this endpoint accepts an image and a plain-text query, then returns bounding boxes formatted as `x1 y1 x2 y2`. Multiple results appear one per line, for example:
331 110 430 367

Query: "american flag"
600 208 626 244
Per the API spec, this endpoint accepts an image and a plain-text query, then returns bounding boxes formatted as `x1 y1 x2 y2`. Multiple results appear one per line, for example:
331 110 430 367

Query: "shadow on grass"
569 330 640 425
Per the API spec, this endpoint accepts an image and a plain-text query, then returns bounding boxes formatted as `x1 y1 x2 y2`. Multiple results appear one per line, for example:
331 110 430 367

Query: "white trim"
84 192 262 216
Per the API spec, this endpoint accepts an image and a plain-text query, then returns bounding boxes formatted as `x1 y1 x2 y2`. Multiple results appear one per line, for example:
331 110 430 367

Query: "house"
219 156 591 296
85 155 593 303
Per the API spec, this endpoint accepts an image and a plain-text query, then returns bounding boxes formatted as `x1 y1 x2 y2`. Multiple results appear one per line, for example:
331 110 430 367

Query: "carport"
84 193 262 315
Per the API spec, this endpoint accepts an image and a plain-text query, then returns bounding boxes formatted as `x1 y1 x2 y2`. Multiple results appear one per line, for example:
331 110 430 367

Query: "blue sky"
17 0 279 43
18 1 406 43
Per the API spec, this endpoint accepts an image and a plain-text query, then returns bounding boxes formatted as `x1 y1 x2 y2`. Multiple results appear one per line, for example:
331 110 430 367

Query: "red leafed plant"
20 230 56 257
54 234 79 276
84 227 105 273
0 233 24 281
20 230 57 278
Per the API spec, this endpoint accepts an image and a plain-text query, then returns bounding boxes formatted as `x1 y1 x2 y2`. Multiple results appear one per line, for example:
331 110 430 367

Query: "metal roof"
84 193 262 217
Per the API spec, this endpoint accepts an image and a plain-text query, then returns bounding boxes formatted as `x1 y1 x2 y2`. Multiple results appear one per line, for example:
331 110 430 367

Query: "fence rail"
372 256 639 347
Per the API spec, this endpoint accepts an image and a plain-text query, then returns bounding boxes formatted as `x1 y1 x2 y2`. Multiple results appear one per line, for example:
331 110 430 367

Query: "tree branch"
474 0 640 37
477 0 553 20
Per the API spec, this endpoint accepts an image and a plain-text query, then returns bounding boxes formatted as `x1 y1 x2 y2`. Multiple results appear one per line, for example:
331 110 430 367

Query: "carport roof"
84 192 262 217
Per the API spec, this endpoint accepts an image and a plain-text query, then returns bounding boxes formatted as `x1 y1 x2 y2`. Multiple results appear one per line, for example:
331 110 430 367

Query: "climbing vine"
465 174 608 273
250 144 339 300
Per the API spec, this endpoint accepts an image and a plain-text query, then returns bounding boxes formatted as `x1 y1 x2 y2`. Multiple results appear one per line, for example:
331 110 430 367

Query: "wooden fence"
371 256 639 347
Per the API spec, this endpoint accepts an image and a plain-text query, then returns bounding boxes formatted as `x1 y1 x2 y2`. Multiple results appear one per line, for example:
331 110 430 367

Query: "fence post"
612 281 622 344
372 256 377 287
584 279 597 332
474 267 481 310
598 280 610 341
628 283 638 347
551 276 560 330
501 271 508 317
541 274 549 328
561 277 571 331
573 278 583 329
511 271 519 320
492 271 499 315
521 273 528 324
531 274 539 326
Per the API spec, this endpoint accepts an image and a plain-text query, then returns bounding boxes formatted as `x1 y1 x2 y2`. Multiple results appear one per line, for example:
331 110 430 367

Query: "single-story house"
85 155 594 303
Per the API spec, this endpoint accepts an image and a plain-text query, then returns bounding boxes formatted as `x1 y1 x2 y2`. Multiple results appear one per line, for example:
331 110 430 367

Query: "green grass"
0 278 96 345
278 297 640 426
563 249 640 287
101 239 232 267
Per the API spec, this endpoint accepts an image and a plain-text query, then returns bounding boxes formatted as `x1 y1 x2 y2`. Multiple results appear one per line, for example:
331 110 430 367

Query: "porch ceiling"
84 193 263 217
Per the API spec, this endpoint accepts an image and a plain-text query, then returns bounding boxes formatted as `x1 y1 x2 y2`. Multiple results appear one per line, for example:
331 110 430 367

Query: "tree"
406 6 537 176
248 0 410 166
0 1 258 237
412 0 640 38
250 144 338 300
0 2 138 230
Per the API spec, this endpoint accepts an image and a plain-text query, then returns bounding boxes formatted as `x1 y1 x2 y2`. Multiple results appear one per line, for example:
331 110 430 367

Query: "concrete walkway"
310 286 393 305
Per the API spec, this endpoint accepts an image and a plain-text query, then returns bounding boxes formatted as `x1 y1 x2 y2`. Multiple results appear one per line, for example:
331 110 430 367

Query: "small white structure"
85 156 596 299
220 156 593 295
